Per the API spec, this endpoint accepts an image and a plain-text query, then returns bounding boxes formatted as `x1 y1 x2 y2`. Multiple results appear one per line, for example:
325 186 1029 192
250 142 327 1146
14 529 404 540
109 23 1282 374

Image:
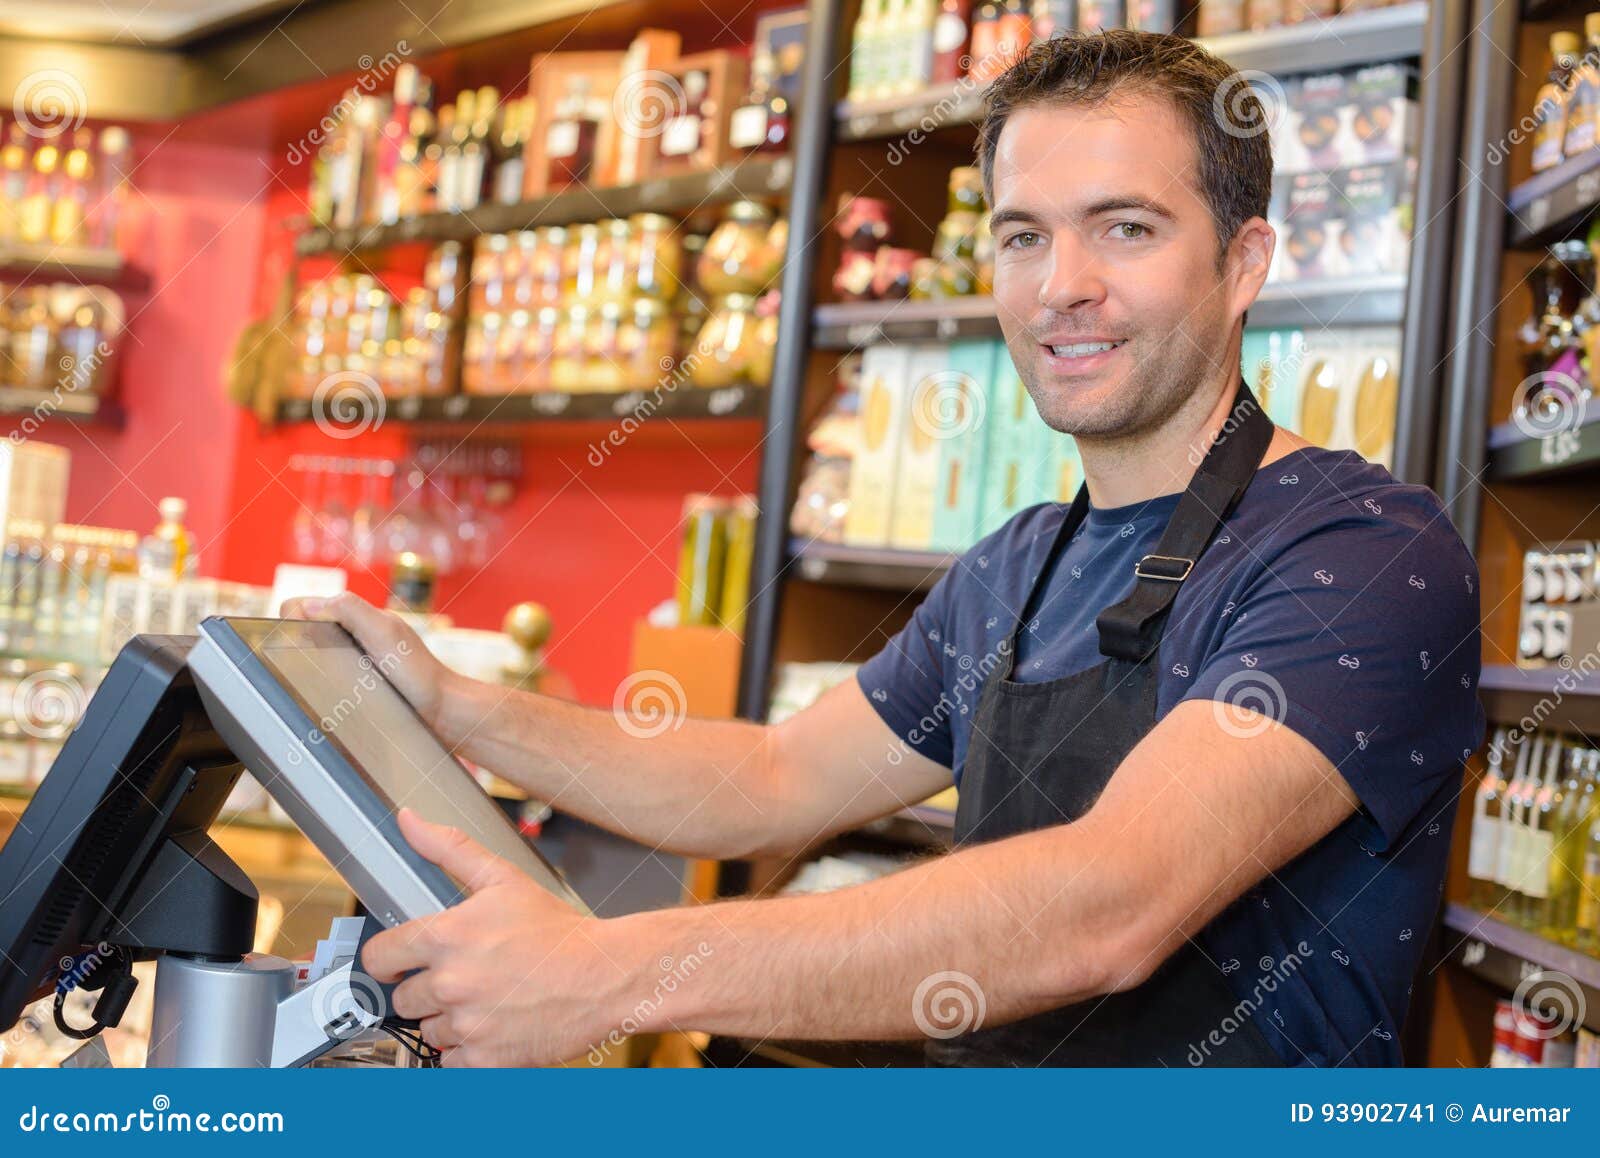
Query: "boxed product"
977 354 1052 539
1036 426 1083 506
890 344 961 550
930 341 999 552
1272 65 1418 174
844 343 913 546
1268 160 1415 282
0 441 69 534
1289 328 1403 467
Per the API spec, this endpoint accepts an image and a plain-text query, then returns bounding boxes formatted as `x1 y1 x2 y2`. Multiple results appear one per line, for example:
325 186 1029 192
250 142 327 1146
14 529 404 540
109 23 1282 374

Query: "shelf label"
1579 171 1600 206
395 396 422 421
638 180 671 203
1519 959 1543 981
283 400 310 421
1462 939 1486 968
612 390 646 417
769 158 792 188
531 392 571 416
935 317 959 339
442 395 470 419
1539 428 1582 466
846 116 875 137
1527 196 1551 232
707 386 746 415
891 107 921 130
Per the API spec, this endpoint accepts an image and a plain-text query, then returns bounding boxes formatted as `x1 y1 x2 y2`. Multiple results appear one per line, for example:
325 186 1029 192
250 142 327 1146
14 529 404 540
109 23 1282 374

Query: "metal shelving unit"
789 538 956 592
1441 905 1600 1035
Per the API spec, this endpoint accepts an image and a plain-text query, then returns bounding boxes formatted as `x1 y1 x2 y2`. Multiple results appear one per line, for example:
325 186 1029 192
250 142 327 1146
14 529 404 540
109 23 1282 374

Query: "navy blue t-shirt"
858 446 1485 1066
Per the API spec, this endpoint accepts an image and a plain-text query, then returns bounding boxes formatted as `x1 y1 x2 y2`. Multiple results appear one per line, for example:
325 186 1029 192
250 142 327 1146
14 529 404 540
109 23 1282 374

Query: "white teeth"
1049 341 1118 358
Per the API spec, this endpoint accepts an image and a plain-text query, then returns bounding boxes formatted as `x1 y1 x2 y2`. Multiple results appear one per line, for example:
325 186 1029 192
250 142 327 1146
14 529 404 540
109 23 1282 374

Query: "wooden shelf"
788 539 958 592
274 384 768 426
1506 149 1600 249
0 243 149 293
1486 405 1600 481
296 156 795 256
1440 903 1600 1033
834 3 1430 142
0 387 124 429
1248 274 1408 329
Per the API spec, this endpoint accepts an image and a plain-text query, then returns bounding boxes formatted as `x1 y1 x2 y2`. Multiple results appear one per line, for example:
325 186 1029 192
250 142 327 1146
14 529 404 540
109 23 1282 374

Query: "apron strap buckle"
1133 554 1194 583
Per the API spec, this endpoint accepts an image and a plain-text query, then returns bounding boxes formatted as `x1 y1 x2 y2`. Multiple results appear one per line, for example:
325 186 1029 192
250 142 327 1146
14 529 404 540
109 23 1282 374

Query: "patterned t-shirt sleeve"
856 567 959 769
1179 503 1485 851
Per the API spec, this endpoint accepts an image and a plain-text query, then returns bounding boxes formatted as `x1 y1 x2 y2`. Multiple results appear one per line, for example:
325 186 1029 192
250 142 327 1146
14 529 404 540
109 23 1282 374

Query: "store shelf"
788 539 958 592
833 3 1430 141
0 387 124 429
1248 274 1407 329
296 155 796 256
1479 663 1600 731
274 384 768 426
1486 405 1600 481
0 243 149 293
811 296 1002 348
1506 149 1600 249
1440 904 1600 1033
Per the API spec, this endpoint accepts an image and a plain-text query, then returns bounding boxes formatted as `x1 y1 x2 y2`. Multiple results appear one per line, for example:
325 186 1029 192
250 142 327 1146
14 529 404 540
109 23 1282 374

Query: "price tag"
935 317 959 339
1462 939 1487 968
1527 195 1551 232
395 396 422 421
1579 170 1600 206
660 115 701 158
847 116 874 138
531 392 571 416
1519 959 1544 981
612 390 646 416
442 395 470 419
729 105 769 150
707 386 746 415
770 157 792 187
891 107 921 130
1540 428 1582 466
639 179 670 203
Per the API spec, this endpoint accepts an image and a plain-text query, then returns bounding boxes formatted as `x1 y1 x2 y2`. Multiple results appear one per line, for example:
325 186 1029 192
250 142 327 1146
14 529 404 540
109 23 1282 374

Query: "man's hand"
361 810 633 1067
281 593 458 733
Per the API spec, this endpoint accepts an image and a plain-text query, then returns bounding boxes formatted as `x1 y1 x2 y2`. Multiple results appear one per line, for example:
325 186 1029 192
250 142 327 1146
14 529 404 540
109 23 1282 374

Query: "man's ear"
1228 217 1276 318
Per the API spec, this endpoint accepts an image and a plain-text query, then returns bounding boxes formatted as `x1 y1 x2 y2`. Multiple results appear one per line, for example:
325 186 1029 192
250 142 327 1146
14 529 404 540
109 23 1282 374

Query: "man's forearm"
616 821 1143 1043
434 675 786 859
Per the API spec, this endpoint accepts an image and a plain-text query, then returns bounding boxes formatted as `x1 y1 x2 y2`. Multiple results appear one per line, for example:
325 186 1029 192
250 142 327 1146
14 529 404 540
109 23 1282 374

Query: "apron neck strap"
1094 381 1275 663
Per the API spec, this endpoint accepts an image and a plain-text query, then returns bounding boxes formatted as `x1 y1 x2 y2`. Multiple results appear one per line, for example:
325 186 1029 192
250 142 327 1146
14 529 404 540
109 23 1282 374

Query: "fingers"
396 808 525 895
361 915 446 982
418 1013 462 1051
390 972 444 1022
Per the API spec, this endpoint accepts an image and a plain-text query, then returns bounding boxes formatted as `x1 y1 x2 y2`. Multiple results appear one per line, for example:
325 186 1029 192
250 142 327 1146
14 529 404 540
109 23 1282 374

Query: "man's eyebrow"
989 208 1046 231
1081 195 1177 222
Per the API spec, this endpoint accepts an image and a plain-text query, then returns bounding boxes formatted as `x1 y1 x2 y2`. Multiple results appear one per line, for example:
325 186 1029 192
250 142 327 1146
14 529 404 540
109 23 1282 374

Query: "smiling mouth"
1043 340 1127 359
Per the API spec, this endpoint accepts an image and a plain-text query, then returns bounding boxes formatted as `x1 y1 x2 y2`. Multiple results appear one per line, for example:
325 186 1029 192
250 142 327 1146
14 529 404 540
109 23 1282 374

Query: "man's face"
989 93 1259 439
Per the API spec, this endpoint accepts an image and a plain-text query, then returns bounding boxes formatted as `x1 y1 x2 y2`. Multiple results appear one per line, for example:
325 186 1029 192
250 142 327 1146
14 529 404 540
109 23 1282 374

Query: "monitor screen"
195 618 585 913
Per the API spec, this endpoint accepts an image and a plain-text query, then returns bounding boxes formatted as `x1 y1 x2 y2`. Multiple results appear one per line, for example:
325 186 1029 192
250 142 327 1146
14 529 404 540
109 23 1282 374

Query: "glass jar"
835 195 892 252
629 213 684 300
587 301 627 391
536 226 567 305
947 166 985 214
909 257 941 300
462 313 494 393
568 224 601 302
497 309 530 392
621 297 678 383
426 241 465 316
973 212 994 295
690 293 771 388
550 305 588 391
933 212 981 263
470 234 508 315
700 201 780 296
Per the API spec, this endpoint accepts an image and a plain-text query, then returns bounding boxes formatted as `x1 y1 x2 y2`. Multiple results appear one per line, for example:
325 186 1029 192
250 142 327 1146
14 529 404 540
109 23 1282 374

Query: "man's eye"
1004 231 1041 250
1114 222 1150 239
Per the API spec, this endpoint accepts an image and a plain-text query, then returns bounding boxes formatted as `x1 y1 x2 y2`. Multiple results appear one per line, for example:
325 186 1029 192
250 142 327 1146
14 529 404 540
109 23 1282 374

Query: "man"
294 31 1483 1067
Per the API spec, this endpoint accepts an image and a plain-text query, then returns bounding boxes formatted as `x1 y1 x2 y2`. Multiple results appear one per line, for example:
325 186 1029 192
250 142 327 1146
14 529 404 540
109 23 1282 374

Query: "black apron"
928 381 1284 1068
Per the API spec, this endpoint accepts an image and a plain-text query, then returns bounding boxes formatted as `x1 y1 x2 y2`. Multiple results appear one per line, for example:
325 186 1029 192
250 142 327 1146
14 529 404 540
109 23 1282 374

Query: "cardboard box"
1268 160 1414 282
844 344 912 545
1273 65 1418 175
647 50 748 178
628 622 743 720
524 51 627 198
610 30 683 186
929 340 998 552
977 351 1048 538
889 343 959 550
0 440 69 534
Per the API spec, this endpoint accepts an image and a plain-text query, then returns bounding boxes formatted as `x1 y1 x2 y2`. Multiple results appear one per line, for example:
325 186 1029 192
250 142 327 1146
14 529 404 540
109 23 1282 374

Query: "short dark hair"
976 30 1274 258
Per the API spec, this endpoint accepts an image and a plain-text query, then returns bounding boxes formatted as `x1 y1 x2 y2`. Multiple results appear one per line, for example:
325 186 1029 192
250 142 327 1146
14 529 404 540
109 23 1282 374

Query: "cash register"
0 618 585 1067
